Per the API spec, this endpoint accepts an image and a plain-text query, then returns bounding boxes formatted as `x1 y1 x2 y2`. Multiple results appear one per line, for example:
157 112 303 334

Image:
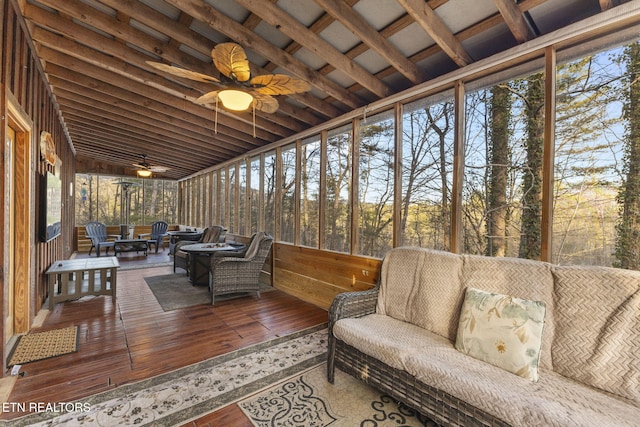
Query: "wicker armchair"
85 221 117 256
208 232 273 305
138 220 169 253
174 225 227 273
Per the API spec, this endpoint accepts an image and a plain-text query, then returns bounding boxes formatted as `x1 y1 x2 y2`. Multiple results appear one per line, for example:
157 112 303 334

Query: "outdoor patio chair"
174 225 227 273
138 220 169 253
85 221 117 257
208 232 273 305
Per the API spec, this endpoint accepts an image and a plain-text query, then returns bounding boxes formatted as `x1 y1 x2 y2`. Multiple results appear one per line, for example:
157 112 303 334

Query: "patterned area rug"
8 326 78 367
240 364 438 427
144 273 274 310
7 325 327 426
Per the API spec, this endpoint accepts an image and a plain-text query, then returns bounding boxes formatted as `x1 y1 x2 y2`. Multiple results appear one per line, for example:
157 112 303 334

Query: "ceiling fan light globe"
218 89 253 111
137 169 152 178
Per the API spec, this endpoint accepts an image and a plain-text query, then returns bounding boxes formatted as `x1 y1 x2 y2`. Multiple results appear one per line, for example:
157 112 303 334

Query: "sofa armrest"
327 285 379 383
328 285 380 327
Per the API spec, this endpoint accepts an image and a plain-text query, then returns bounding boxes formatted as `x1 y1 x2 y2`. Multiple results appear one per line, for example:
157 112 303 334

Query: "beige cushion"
244 231 266 259
552 265 640 403
376 247 464 340
405 342 640 427
333 314 443 371
462 254 555 371
455 288 546 381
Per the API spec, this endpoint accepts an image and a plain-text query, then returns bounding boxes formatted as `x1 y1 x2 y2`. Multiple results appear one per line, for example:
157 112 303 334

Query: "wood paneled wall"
1 0 76 358
274 243 380 309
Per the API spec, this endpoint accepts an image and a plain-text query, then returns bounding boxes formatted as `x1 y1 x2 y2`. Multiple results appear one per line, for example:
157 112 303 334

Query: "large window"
324 124 352 253
263 151 276 237
464 73 541 258
358 111 394 257
553 45 627 267
300 136 320 248
249 156 261 234
401 94 454 251
280 145 296 243
239 162 247 235
174 30 640 270
75 174 177 226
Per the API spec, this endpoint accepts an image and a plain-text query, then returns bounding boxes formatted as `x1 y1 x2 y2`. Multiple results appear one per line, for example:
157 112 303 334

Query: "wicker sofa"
327 247 640 426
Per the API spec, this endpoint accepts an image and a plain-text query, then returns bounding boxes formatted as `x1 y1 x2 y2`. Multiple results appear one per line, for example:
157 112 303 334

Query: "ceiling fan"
133 155 169 177
146 42 311 113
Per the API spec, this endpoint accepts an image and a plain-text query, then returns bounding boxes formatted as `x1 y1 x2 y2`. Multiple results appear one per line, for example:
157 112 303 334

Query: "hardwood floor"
1 251 328 425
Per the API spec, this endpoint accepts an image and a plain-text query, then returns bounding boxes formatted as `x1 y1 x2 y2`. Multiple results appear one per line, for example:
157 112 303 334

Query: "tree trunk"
519 74 545 260
615 42 640 270
487 85 510 256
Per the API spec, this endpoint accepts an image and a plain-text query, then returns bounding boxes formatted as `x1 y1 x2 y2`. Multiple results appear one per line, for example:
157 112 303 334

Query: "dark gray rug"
144 273 274 311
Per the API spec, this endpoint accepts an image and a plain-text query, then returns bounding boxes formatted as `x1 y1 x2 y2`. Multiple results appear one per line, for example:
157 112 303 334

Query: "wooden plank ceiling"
20 0 617 179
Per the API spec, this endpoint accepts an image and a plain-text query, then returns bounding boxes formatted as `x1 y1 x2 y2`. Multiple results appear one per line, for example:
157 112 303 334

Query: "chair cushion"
455 288 546 382
552 265 640 403
405 341 640 427
376 248 464 341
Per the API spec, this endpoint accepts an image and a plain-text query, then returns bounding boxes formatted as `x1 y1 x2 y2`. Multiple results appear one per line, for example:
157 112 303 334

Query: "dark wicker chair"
85 221 116 256
208 232 273 305
138 220 169 253
174 225 227 273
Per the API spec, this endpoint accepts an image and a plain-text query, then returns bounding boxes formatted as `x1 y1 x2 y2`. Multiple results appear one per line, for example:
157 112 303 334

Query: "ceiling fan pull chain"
253 103 256 138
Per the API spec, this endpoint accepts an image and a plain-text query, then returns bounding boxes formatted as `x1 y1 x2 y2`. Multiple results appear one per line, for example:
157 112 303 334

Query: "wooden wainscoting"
273 243 381 309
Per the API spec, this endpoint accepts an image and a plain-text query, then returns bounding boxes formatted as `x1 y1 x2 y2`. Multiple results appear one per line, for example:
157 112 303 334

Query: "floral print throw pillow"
455 287 546 381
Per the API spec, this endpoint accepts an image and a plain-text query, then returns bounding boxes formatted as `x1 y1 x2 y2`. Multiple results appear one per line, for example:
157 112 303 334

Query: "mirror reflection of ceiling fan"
147 42 311 113
133 155 169 177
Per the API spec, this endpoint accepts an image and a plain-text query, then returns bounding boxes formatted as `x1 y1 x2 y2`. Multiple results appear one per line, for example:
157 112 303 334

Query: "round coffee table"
178 243 244 286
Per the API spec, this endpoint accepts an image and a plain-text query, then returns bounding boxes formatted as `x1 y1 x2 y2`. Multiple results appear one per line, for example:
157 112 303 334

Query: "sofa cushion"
552 265 640 403
404 339 640 427
376 247 464 341
455 287 546 381
333 313 450 371
462 254 555 371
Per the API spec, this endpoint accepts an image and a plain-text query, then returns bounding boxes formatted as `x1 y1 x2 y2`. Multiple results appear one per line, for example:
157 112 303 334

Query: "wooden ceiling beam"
47 75 248 149
93 0 337 121
37 47 281 143
98 0 213 59
313 0 422 85
494 0 536 43
27 19 294 138
233 0 391 98
63 121 224 169
51 82 250 156
396 0 473 67
54 92 239 159
162 0 363 110
31 0 218 77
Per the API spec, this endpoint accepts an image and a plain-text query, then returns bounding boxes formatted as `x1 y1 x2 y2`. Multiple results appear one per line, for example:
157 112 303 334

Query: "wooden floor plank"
1 251 328 424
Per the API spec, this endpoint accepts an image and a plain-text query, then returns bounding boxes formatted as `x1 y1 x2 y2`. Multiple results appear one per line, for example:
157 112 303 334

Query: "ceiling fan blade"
194 91 220 105
212 43 251 82
146 61 220 84
149 166 169 172
133 162 150 170
250 74 311 96
253 94 279 114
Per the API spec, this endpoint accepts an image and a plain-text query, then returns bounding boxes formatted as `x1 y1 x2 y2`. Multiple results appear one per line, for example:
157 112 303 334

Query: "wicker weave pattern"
209 233 272 304
552 265 640 403
328 247 640 426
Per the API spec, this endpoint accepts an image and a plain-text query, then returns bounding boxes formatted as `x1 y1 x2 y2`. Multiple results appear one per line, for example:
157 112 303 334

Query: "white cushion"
455 288 546 381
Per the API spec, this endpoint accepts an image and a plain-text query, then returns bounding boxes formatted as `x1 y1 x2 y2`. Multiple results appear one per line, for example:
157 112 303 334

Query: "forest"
76 40 640 271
